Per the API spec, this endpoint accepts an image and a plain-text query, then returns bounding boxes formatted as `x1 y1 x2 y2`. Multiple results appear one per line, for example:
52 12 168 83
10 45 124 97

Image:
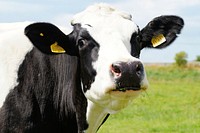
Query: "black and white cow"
0 4 184 133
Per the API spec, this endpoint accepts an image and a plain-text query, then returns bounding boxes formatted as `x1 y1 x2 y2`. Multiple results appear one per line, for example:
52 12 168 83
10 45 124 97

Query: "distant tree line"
196 55 200 62
174 51 200 67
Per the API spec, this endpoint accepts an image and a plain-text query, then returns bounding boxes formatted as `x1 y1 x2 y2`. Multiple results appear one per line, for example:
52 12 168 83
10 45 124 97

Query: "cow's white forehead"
72 3 139 53
71 3 132 24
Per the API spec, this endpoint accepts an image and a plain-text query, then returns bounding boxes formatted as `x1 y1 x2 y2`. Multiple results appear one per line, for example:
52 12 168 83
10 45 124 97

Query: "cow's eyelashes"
78 39 87 48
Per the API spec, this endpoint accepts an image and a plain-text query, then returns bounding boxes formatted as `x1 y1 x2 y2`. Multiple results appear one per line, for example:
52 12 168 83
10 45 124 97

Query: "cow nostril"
110 64 121 77
135 62 143 77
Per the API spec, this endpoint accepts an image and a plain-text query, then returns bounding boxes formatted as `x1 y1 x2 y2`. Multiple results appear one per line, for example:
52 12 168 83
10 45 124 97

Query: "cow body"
0 3 184 133
0 28 88 132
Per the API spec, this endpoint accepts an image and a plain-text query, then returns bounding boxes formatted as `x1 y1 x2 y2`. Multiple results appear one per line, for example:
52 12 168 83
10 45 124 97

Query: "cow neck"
86 100 108 133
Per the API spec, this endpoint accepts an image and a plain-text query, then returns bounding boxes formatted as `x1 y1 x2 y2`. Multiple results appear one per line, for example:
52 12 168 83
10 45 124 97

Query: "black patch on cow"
0 49 88 133
130 28 142 58
25 22 78 56
140 15 184 49
130 15 184 58
97 114 110 132
73 24 100 92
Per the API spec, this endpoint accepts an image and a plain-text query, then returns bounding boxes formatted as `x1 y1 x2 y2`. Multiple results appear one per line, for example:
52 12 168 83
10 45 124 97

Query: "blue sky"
0 0 200 63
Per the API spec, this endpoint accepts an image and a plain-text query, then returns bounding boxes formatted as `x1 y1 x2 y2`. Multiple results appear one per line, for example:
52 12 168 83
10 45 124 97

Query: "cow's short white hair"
71 3 132 25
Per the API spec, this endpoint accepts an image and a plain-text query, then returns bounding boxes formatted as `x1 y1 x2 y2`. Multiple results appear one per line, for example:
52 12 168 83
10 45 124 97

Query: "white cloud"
0 1 46 13
185 15 200 29
51 13 74 28
113 0 200 13
0 21 32 34
112 0 200 27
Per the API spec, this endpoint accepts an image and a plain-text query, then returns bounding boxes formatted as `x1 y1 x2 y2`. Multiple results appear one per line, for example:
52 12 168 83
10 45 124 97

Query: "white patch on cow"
0 23 34 107
0 22 31 34
72 3 149 133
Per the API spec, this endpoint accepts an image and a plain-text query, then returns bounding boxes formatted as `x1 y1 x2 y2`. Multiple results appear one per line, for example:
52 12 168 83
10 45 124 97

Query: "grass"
98 65 200 133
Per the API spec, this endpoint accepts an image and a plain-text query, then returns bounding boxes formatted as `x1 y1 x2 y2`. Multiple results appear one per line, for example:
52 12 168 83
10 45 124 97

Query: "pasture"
99 64 200 133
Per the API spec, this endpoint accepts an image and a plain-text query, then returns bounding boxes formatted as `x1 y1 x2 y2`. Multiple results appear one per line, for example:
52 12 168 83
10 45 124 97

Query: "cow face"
25 4 183 113
71 4 183 112
73 24 148 112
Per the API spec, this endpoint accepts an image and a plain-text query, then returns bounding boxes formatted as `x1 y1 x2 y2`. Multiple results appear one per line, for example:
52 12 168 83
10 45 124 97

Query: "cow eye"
136 35 141 44
78 39 86 48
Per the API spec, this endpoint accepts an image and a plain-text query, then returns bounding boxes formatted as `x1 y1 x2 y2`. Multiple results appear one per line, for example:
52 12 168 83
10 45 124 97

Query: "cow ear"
140 15 184 49
25 22 78 56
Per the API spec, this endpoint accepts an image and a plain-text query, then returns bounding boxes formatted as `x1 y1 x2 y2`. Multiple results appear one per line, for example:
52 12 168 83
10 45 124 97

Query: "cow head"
25 3 184 131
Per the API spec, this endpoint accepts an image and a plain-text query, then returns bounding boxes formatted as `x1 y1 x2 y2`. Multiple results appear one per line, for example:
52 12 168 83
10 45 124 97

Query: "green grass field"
98 65 200 133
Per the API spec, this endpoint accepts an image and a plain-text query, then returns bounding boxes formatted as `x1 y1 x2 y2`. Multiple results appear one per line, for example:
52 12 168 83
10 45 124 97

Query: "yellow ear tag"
50 42 66 53
151 34 166 47
40 33 44 36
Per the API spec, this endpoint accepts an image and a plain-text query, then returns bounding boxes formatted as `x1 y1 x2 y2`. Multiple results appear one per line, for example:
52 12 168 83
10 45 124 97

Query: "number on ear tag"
151 34 166 47
50 42 66 53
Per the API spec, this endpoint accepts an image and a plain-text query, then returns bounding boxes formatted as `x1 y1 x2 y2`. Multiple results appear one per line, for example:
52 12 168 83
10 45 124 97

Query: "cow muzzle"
110 61 146 92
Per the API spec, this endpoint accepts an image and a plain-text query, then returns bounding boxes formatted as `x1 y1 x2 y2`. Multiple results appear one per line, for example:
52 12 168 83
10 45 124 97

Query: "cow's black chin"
113 86 141 92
